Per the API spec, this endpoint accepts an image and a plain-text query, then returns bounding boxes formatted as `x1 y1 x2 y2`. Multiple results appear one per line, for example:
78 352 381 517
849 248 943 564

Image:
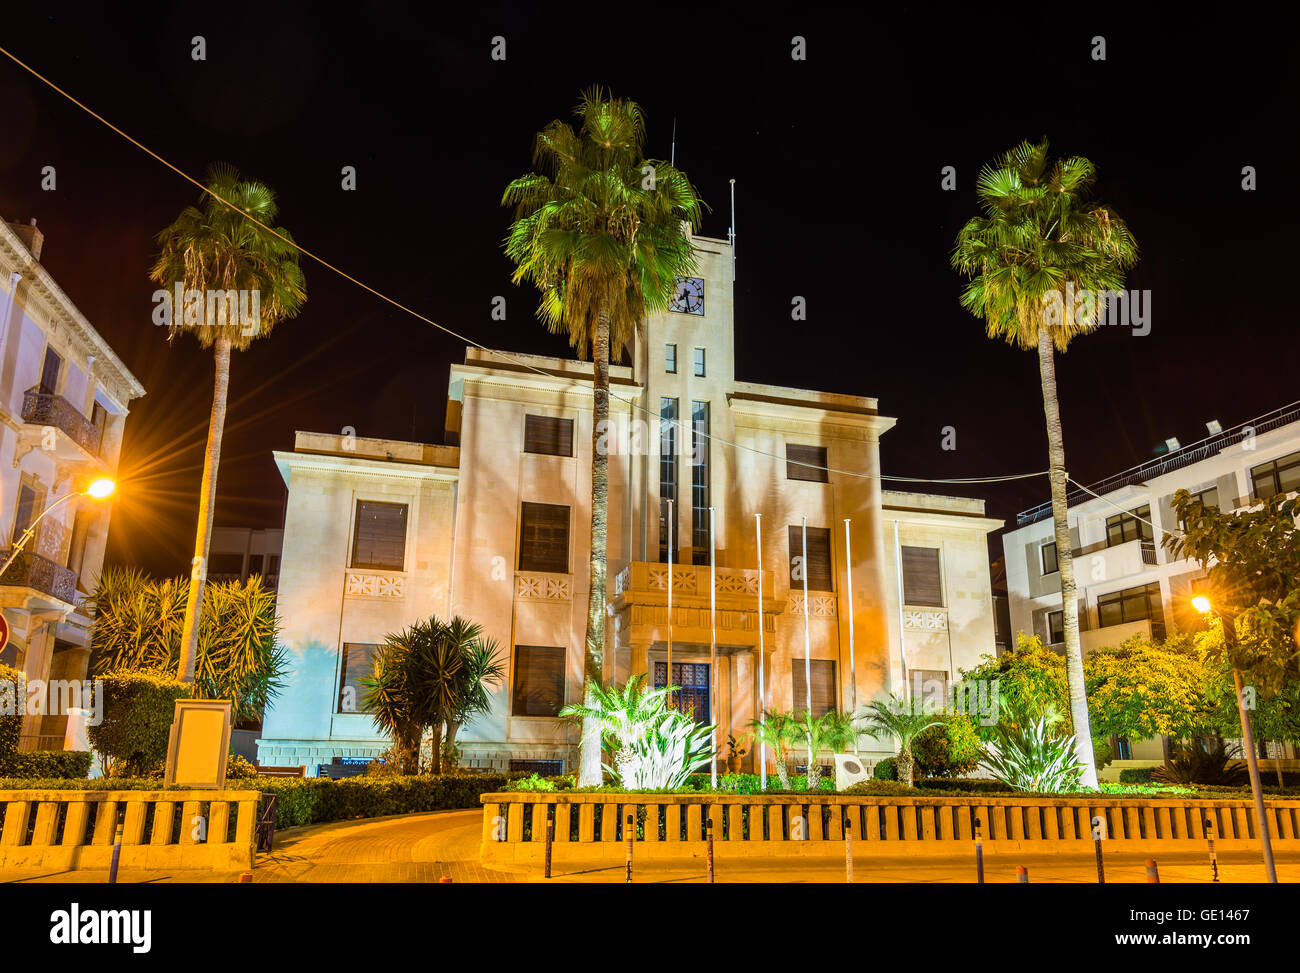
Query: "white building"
259 234 1003 775
1001 400 1300 765
0 218 145 748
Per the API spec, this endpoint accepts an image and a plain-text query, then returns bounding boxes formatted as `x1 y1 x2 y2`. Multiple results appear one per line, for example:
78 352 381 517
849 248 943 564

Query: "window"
523 414 574 456
337 643 379 713
792 660 837 717
788 525 833 592
1105 505 1152 546
901 546 943 607
1251 451 1300 499
1097 581 1165 639
512 644 566 717
693 347 706 377
786 444 829 483
519 502 570 573
691 401 710 565
1041 541 1058 575
39 347 61 394
665 343 677 373
1047 609 1064 644
351 500 408 571
11 481 44 545
659 398 678 562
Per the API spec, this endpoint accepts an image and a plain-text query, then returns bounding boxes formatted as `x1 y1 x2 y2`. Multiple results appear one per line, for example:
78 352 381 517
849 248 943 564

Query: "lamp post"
1192 595 1277 883
0 477 116 578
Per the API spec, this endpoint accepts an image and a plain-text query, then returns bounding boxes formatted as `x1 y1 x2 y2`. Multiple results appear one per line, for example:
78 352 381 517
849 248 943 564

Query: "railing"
0 789 262 870
480 792 1300 863
0 549 78 603
1017 399 1300 525
20 388 103 457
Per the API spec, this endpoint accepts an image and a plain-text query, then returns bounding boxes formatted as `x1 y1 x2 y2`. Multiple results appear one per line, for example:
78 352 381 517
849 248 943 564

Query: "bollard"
706 819 715 884
107 823 124 885
238 872 252 883
544 815 554 880
844 810 854 884
625 813 635 884
974 818 984 884
1205 819 1220 883
1016 865 1028 883
1145 859 1160 884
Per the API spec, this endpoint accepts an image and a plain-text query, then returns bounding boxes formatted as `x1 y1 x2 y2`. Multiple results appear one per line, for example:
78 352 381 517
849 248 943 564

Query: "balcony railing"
0 549 78 604
21 387 103 457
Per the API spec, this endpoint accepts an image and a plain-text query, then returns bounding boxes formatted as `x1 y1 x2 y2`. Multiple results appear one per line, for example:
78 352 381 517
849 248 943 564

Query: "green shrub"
911 715 982 778
873 757 897 781
1118 767 1156 784
0 663 23 761
0 750 93 779
86 670 189 776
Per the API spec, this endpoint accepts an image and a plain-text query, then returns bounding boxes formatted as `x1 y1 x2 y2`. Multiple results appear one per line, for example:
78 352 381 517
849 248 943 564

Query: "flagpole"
755 512 766 791
801 517 813 771
709 505 718 789
844 518 858 756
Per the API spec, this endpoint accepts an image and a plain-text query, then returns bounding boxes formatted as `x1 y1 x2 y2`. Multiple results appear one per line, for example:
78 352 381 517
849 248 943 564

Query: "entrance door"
653 660 710 724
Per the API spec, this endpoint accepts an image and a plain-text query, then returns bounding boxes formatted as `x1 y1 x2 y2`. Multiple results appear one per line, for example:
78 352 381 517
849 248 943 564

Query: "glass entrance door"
653 660 710 724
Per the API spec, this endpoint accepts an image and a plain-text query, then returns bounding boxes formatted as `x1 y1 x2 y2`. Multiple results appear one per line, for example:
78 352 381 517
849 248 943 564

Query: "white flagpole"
844 518 858 757
801 517 813 772
756 512 766 791
709 505 718 789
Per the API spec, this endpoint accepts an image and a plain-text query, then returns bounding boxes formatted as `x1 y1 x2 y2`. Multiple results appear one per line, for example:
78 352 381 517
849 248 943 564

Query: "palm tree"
748 708 799 790
503 88 704 785
952 140 1138 789
150 164 306 689
856 695 943 787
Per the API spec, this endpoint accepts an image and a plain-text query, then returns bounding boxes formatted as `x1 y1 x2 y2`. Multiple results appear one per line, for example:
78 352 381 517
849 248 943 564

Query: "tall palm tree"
952 140 1138 789
503 88 704 784
150 164 306 689
856 695 943 787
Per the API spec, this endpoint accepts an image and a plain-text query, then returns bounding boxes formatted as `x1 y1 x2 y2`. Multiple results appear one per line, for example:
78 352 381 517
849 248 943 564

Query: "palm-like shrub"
1152 739 1249 786
748 709 799 789
981 705 1086 793
856 695 943 787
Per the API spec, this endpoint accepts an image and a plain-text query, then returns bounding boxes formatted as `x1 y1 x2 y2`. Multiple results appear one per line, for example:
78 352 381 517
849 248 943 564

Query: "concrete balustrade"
480 792 1300 864
0 789 261 870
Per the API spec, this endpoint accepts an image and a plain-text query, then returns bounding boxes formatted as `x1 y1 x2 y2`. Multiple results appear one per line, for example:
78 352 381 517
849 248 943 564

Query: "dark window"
1097 582 1165 639
901 546 943 607
693 348 706 377
1106 505 1152 546
788 525 833 592
665 344 677 373
351 500 407 570
11 483 41 545
1041 542 1058 575
653 661 711 724
523 415 574 456
519 502 569 573
792 660 837 717
337 643 379 713
691 401 710 565
786 444 829 483
1048 609 1064 644
39 347 61 394
512 645 566 717
1251 451 1300 499
659 398 678 561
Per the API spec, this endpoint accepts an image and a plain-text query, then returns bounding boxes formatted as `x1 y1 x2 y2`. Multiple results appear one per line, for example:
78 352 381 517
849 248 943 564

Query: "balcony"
0 549 78 605
20 388 103 462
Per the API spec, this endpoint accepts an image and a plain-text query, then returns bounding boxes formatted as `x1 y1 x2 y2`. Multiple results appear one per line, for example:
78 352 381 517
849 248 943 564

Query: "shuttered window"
788 525 833 592
523 415 574 456
786 444 829 482
792 660 837 717
519 502 570 573
351 500 408 571
337 642 379 713
512 644 566 717
901 546 943 606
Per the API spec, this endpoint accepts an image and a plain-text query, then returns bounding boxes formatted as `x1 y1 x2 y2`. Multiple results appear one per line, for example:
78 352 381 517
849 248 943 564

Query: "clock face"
669 277 705 316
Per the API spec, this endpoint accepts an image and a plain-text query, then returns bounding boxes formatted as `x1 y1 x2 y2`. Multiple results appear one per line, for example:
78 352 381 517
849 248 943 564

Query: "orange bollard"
1016 865 1028 883
1145 859 1160 883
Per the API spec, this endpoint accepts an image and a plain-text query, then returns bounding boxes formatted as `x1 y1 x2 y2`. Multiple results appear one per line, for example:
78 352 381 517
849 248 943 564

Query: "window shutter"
788 526 833 592
352 500 408 570
524 415 574 456
519 502 570 573
512 645 566 716
901 546 943 606
786 444 829 482
792 660 837 717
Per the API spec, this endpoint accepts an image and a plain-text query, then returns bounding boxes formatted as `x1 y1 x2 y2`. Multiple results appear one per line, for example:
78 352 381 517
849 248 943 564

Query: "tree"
150 164 306 689
953 140 1139 789
87 566 285 723
856 695 942 787
502 89 703 785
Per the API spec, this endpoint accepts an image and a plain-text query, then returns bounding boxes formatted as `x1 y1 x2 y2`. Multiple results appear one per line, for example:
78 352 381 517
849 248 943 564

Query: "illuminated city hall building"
259 234 1002 774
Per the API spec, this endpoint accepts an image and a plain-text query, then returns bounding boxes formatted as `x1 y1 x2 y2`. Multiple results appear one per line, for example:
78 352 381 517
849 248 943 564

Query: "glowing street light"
0 478 118 579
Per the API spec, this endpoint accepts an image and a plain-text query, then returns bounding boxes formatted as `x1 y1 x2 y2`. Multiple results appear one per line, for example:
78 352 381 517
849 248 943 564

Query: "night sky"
1 5 1295 578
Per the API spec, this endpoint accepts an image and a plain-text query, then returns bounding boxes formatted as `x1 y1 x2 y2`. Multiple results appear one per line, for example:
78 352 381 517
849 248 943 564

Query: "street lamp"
1193 594 1278 883
0 478 117 578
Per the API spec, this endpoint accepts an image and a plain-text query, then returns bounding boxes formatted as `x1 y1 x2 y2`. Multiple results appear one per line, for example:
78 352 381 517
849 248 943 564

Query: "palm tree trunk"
177 334 232 688
578 304 612 786
1037 325 1099 789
